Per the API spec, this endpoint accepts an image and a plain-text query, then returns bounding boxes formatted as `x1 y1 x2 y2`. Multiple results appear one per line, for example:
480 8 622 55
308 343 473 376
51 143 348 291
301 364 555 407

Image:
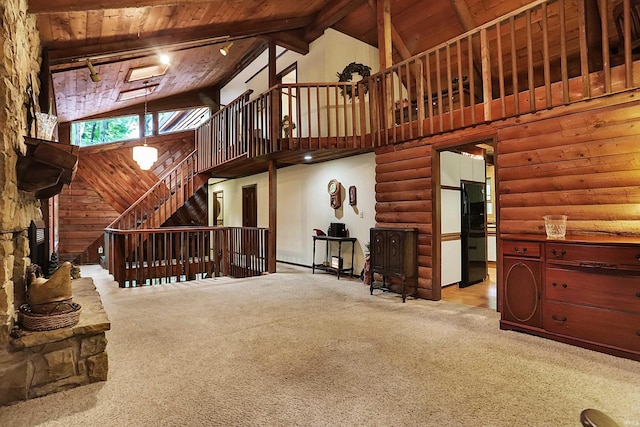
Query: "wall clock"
327 179 341 209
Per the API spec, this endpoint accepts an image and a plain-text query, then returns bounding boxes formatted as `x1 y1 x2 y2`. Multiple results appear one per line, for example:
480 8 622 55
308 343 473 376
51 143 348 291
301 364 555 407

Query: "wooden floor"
441 266 497 310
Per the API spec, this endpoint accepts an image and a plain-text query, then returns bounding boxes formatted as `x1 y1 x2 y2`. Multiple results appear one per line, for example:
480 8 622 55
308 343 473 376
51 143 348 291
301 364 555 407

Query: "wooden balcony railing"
196 81 372 172
108 150 201 230
367 0 640 144
104 226 269 287
196 0 640 160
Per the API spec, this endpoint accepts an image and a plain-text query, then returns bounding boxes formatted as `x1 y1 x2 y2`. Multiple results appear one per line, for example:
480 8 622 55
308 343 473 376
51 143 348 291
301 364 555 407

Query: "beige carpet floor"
1 263 638 427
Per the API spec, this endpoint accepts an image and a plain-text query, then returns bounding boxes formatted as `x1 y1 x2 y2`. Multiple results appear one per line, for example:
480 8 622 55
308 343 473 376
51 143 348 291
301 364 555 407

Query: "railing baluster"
496 21 506 117
577 0 590 99
509 16 519 116
446 44 454 130
542 2 552 108
456 40 466 127
560 0 569 104
600 0 611 93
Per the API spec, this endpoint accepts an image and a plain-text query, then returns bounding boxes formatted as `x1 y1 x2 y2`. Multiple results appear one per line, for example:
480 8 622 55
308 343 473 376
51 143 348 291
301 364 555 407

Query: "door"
461 181 487 287
242 185 258 262
242 185 257 227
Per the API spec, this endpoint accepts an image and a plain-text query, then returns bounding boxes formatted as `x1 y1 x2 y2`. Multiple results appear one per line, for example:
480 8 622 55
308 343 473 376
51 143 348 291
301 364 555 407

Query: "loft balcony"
196 0 640 179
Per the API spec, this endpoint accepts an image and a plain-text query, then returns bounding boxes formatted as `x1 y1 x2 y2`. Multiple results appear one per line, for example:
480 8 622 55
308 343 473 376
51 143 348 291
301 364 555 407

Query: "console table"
312 236 356 279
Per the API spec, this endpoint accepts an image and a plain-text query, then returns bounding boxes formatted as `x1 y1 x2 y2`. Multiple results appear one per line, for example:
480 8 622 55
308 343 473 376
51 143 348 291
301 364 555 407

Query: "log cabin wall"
57 131 195 263
497 97 640 236
374 143 433 299
375 89 640 301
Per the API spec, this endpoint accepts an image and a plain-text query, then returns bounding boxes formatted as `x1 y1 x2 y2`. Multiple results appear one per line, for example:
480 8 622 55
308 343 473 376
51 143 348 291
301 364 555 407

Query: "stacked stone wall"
0 0 108 407
0 0 42 344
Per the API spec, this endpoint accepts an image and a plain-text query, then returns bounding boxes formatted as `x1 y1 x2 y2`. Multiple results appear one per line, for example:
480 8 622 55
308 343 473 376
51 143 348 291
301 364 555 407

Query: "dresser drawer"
546 243 640 271
502 241 540 258
543 300 640 353
545 268 640 313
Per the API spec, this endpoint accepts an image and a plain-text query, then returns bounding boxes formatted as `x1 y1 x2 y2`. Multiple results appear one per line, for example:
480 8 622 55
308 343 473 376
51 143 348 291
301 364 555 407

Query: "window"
72 115 152 146
71 106 209 147
158 107 210 134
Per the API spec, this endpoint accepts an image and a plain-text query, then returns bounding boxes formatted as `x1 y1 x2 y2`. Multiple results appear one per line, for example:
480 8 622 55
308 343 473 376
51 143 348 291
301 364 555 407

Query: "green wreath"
337 62 371 99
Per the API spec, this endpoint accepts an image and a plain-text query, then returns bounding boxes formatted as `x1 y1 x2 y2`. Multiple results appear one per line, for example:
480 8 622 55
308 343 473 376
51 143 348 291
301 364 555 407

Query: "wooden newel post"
268 160 277 273
114 232 126 288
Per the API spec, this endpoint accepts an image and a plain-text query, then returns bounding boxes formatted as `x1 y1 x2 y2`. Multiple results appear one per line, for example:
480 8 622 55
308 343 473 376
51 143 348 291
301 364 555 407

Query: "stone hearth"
1 277 110 406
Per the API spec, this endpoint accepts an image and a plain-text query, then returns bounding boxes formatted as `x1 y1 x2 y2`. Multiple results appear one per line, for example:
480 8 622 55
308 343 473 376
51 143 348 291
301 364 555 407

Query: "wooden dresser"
500 235 640 361
369 227 418 302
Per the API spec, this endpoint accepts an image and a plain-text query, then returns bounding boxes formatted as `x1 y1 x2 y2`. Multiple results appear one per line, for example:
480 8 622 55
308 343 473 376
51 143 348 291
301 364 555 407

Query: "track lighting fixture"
86 60 101 83
219 42 234 56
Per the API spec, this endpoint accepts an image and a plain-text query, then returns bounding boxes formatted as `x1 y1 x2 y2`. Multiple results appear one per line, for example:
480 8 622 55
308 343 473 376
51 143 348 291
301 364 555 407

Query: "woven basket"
19 302 81 331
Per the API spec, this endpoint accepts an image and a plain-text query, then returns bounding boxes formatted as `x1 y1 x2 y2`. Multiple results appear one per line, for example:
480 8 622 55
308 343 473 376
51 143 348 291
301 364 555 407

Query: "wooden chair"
613 0 640 54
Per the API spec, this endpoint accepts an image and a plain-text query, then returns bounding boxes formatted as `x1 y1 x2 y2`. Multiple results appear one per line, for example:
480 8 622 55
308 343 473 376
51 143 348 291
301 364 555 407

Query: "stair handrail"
107 150 199 230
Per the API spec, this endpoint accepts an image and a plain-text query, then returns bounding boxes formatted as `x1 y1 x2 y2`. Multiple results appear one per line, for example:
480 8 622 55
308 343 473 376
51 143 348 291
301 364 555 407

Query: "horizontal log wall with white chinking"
374 91 640 301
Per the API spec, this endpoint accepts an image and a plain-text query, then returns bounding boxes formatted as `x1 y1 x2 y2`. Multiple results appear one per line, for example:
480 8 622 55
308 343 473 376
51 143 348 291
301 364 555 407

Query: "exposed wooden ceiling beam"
449 0 483 80
265 30 309 55
304 0 368 42
367 0 411 60
377 0 392 69
449 0 476 32
47 16 312 66
28 0 222 13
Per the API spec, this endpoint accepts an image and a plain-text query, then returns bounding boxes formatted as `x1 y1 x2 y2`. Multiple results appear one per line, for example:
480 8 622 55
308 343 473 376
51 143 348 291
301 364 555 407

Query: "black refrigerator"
460 182 487 287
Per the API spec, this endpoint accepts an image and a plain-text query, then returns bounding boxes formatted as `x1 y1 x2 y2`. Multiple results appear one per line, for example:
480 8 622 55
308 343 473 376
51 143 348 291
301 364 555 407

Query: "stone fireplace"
0 0 109 406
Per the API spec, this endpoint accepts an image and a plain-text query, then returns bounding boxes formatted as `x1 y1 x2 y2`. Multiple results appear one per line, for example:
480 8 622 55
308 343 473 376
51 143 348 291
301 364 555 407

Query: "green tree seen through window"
72 115 149 146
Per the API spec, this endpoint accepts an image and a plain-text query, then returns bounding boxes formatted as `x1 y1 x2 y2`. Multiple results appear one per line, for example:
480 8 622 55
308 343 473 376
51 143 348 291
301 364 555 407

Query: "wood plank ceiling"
29 0 609 125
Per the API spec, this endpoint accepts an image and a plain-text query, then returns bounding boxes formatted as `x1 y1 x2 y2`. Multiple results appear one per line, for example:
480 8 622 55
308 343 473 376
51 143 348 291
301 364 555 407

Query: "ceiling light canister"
219 42 234 56
86 60 101 83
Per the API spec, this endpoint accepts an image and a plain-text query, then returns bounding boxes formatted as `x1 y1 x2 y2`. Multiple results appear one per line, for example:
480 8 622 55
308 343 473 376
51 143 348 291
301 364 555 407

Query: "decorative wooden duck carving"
27 261 73 312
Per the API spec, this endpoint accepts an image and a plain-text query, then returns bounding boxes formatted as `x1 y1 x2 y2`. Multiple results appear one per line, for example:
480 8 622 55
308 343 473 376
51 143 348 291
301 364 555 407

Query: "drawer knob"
636 292 640 298
552 314 567 323
514 247 527 254
550 249 566 258
551 282 568 288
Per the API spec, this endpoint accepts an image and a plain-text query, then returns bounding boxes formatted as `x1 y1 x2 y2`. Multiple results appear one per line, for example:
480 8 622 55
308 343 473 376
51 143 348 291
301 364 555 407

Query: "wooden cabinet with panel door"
500 239 542 329
500 235 640 361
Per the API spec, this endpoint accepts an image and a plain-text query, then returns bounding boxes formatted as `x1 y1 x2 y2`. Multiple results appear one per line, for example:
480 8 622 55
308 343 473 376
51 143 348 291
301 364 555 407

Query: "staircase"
107 150 207 230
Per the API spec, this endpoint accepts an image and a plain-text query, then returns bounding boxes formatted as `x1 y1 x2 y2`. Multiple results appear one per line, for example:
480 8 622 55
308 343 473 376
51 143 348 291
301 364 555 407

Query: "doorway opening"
435 139 497 310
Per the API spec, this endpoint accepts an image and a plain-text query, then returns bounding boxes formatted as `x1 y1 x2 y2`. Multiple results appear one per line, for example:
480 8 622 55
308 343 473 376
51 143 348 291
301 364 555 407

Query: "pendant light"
132 81 158 170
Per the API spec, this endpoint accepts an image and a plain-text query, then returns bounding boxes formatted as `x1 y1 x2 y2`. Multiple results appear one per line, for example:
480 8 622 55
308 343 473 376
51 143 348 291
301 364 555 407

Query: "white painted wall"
212 30 379 276
223 29 379 103
208 153 376 274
